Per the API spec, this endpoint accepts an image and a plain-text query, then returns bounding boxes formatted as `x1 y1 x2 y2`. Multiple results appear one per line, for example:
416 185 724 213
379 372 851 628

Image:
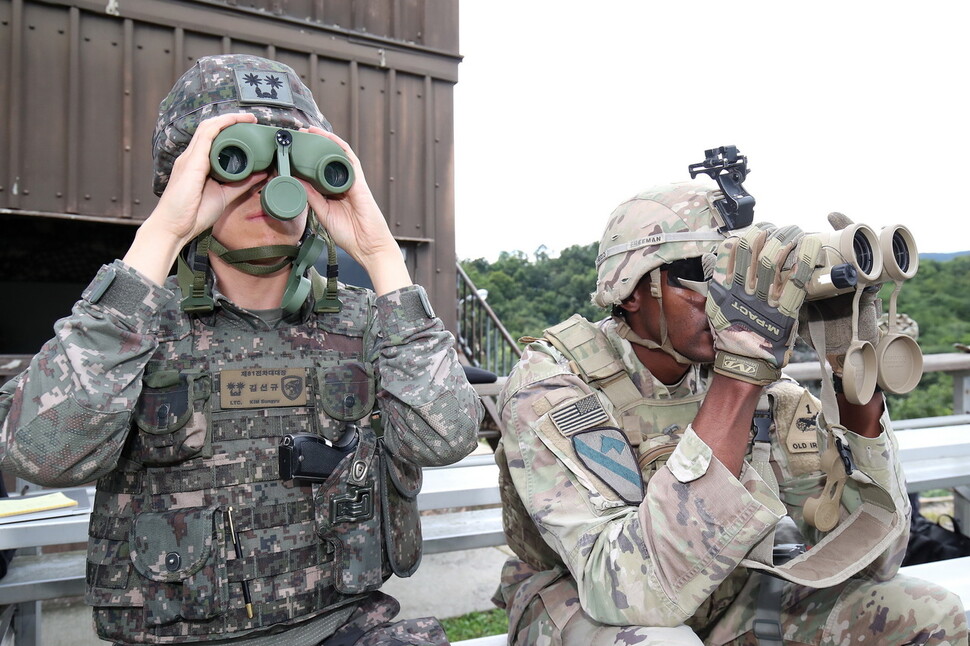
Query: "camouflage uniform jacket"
0 260 483 643
495 315 909 633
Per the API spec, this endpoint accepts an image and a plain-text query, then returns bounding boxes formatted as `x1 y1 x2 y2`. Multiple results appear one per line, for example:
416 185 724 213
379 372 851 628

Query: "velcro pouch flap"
130 505 228 624
136 369 210 435
380 445 423 577
316 361 375 421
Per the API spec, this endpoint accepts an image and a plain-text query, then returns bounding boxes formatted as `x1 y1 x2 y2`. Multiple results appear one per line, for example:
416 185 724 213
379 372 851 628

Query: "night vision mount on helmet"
687 144 755 232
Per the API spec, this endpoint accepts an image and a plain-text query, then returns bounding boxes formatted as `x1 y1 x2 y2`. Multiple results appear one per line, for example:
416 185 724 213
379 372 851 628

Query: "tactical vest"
498 315 905 592
498 315 705 571
543 315 706 480
85 284 422 644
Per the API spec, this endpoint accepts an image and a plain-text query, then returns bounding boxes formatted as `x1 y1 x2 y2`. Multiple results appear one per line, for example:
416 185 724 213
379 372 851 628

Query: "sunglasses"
662 257 711 291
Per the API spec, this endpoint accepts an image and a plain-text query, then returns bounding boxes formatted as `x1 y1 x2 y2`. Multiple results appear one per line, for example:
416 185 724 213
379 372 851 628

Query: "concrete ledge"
0 551 86 605
454 636 506 646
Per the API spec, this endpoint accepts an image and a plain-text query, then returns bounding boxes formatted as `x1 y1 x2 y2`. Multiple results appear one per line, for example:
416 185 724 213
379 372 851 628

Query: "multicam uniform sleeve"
500 343 786 627
369 285 482 467
834 401 911 580
0 261 168 487
766 380 909 579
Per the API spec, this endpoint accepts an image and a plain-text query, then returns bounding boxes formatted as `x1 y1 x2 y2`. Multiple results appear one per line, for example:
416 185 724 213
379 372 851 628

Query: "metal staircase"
455 263 522 377
455 263 522 447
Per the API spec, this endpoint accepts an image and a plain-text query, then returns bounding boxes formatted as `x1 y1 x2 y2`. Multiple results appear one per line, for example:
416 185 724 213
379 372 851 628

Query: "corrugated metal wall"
0 0 459 331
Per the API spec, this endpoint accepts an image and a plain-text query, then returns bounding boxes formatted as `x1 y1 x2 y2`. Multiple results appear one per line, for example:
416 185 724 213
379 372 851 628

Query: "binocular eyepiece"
209 123 355 220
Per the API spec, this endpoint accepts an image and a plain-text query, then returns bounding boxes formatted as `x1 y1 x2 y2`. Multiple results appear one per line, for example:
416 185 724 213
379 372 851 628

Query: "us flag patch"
550 394 608 436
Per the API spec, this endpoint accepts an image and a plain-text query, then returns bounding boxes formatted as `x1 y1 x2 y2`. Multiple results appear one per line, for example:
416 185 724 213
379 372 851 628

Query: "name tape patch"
220 368 307 409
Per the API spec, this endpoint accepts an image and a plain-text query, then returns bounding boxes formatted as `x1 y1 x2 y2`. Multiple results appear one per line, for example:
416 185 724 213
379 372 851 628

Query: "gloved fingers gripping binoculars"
690 146 922 405
801 220 923 404
209 123 355 221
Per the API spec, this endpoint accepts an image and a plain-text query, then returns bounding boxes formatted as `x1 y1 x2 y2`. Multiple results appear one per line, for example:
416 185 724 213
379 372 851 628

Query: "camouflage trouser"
496 560 968 646
322 591 450 646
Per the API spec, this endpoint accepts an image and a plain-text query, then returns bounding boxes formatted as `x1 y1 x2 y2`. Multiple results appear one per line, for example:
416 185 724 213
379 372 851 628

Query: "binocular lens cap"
261 176 307 221
842 341 878 405
876 334 923 394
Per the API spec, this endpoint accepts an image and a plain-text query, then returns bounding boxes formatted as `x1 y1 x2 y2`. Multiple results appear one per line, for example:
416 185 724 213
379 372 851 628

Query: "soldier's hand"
797 213 881 376
799 289 880 376
706 223 822 385
125 113 267 286
300 127 411 295
153 112 264 245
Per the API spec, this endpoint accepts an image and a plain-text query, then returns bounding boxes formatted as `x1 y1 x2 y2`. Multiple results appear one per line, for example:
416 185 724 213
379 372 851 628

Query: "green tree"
461 243 604 343
461 251 970 419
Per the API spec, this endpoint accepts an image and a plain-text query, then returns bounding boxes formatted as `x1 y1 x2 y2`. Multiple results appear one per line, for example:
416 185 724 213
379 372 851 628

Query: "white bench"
3 421 970 644
0 461 505 645
424 423 970 552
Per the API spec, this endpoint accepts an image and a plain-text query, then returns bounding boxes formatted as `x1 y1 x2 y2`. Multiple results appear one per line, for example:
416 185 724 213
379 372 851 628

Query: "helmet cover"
152 54 331 195
592 182 726 308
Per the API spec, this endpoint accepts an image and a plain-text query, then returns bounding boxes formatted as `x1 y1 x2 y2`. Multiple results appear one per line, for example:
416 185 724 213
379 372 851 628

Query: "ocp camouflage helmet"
152 54 331 196
592 182 726 308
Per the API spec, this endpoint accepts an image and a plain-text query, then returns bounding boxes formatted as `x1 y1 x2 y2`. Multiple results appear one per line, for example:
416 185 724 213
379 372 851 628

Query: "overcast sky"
453 1 969 262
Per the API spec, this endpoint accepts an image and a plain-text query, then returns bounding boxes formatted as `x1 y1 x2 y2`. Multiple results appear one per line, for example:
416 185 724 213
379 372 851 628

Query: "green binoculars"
209 123 355 221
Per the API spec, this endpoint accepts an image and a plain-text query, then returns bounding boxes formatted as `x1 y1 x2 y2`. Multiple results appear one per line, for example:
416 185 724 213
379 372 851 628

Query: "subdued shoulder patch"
786 390 821 454
572 427 644 504
549 393 608 436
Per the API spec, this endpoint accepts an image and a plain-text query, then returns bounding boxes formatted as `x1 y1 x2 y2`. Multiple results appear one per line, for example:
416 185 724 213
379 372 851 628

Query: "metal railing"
784 352 970 417
455 263 522 378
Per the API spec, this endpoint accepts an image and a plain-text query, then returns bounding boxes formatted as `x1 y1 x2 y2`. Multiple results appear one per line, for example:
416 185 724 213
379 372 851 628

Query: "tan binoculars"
803 222 923 404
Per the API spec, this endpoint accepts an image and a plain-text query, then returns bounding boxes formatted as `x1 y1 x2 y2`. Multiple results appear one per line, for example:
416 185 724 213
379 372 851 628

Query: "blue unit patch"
572 427 644 504
234 68 296 107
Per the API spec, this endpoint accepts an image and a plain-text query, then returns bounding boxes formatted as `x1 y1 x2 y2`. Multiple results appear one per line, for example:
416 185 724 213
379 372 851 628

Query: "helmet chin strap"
615 268 695 366
207 236 298 276
178 216 333 314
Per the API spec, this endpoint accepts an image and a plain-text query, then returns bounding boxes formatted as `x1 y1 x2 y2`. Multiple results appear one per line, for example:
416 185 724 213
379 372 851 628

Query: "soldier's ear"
619 289 643 314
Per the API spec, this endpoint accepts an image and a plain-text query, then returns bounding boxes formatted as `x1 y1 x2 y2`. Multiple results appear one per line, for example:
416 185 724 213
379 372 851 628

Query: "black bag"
902 511 970 567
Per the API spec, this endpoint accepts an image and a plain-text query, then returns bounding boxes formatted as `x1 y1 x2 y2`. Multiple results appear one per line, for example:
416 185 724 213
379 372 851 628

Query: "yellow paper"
0 492 78 517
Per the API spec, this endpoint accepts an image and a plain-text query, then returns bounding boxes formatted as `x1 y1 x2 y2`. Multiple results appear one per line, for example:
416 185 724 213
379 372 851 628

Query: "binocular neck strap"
177 231 216 314
208 237 299 276
312 225 342 313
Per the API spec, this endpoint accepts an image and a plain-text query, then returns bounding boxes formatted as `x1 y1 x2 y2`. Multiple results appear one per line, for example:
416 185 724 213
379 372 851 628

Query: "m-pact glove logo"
709 282 788 342
729 297 784 340
720 356 759 377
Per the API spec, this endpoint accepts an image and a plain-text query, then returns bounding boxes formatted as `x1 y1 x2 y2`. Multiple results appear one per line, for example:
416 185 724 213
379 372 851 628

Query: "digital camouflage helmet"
152 54 331 196
152 54 339 315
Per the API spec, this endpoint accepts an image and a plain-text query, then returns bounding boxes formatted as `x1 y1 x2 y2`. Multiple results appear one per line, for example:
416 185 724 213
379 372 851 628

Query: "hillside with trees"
461 250 970 420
